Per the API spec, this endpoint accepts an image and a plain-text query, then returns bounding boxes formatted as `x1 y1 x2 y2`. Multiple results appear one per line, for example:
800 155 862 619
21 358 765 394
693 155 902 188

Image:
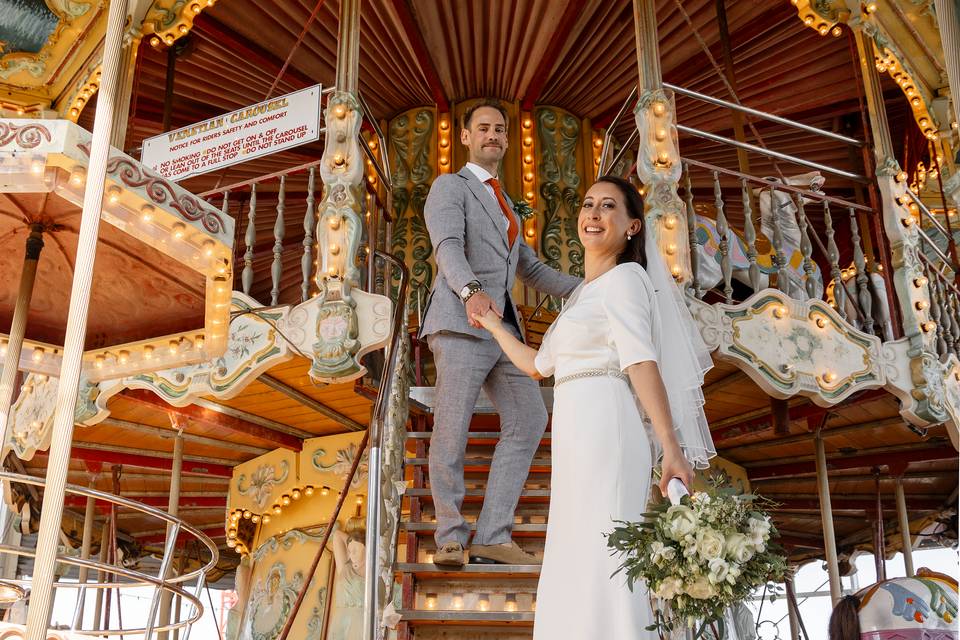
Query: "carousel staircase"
395 389 554 639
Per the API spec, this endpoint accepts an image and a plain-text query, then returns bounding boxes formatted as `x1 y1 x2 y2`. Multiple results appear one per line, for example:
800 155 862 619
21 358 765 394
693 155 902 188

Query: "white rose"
654 576 684 600
696 528 725 561
748 516 771 538
707 558 730 584
725 533 755 563
685 575 716 600
650 541 677 566
665 505 698 541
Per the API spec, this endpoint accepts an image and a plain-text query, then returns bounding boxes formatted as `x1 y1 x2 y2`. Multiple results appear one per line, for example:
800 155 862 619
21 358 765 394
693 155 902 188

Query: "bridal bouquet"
606 481 788 637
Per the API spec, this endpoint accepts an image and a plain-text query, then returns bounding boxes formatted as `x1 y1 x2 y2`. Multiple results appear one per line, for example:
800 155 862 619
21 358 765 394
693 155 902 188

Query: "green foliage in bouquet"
605 477 789 638
512 200 535 222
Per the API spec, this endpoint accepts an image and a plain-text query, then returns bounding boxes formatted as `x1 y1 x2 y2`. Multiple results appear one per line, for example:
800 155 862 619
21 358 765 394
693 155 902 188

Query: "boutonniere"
512 200 535 221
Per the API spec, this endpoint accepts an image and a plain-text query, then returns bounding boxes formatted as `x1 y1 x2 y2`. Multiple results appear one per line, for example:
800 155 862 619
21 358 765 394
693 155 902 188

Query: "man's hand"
465 292 502 328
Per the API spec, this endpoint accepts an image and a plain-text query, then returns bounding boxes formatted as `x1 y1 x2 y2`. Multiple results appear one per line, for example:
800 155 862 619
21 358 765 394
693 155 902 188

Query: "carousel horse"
829 568 958 640
694 171 825 300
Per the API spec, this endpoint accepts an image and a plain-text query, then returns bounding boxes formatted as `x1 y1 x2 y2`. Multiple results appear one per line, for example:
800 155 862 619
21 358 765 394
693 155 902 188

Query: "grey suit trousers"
428 331 547 547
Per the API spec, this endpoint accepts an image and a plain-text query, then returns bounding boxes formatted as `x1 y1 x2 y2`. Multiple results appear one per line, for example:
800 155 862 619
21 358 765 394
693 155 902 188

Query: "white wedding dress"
533 262 658 638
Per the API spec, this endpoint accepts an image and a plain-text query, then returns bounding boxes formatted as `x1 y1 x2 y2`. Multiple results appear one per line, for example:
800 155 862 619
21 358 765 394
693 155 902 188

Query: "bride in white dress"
475 176 715 638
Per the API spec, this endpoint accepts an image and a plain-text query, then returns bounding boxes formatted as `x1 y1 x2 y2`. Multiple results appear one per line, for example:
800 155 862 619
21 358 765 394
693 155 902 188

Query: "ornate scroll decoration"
706 289 885 406
535 107 584 298
311 441 369 489
0 0 92 83
313 91 365 381
86 294 290 417
141 0 217 48
77 142 229 235
636 89 689 284
237 461 291 511
388 108 436 301
4 374 57 461
0 122 51 148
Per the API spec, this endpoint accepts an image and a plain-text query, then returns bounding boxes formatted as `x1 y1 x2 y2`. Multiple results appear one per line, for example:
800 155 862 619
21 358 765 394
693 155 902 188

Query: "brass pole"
895 475 915 576
815 426 842 604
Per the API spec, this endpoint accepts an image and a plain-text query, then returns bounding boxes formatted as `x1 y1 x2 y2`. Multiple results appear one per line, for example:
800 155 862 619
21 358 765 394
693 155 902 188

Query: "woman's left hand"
658 446 694 498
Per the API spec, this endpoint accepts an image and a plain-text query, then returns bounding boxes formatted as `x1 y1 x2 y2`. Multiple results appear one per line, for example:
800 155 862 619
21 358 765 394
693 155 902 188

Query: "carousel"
0 0 957 639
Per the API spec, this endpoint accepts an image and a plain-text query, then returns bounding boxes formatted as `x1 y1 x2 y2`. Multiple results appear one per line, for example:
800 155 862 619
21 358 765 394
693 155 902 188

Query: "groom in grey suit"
420 100 580 567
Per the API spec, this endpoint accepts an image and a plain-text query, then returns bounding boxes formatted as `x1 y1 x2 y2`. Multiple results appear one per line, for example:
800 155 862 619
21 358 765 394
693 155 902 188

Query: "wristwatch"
459 280 483 303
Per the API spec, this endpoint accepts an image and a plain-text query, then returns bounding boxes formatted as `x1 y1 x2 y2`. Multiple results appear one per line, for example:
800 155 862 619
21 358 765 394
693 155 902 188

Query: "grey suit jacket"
420 166 581 340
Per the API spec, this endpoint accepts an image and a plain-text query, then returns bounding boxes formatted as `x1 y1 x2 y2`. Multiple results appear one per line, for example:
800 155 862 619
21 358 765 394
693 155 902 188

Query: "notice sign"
141 84 322 181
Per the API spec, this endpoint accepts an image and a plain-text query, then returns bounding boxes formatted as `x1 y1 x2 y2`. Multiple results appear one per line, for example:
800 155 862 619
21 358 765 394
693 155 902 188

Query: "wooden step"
410 387 554 414
407 431 551 444
400 611 535 625
406 458 551 473
396 563 541 579
400 522 548 535
405 488 550 504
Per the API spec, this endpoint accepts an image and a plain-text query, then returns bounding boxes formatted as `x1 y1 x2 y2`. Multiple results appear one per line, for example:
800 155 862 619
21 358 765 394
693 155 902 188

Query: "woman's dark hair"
828 594 861 640
594 175 647 268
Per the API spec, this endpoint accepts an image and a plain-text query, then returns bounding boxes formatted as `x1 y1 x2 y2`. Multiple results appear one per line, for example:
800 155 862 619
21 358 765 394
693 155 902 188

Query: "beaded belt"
554 368 628 388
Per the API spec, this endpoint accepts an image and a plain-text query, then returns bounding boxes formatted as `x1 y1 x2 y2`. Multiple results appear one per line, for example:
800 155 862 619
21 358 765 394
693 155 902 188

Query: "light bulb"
291 489 301 500
32 347 44 362
304 485 315 496
320 486 330 496
281 495 291 506
663 215 677 230
262 515 271 524
172 223 186 240
141 205 155 222
168 340 180 355
425 594 437 610
273 505 282 515
117 350 129 365
251 514 260 523
243 510 252 519
143 345 154 359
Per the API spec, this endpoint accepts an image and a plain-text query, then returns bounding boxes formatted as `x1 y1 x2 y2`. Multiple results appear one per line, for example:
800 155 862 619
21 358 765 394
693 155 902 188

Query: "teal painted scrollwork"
389 108 436 300
536 107 585 294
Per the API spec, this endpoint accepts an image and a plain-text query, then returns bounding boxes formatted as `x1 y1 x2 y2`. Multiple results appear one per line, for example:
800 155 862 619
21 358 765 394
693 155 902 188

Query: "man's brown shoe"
469 541 540 565
433 542 466 567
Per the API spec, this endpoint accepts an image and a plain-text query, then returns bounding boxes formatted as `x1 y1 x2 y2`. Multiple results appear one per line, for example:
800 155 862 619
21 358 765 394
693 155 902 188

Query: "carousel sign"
141 84 323 181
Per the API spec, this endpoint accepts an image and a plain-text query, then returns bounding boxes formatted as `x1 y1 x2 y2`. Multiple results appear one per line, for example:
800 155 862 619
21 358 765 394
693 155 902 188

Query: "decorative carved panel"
388 107 437 302
534 106 585 284
697 289 885 406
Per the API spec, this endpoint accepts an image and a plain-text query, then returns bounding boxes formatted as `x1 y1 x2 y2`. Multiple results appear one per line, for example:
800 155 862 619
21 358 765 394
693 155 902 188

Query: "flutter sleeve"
601 263 659 371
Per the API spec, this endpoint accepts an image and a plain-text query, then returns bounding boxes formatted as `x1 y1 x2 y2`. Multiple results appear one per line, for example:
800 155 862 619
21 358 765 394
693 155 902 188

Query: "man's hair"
462 99 509 130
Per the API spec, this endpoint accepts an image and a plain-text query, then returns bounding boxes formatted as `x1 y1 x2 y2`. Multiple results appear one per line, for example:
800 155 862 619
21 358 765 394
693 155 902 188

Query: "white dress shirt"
465 162 508 231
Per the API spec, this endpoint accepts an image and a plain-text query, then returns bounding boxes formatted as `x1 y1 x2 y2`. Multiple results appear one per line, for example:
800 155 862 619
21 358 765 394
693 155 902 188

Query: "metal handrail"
682 157 873 211
0 470 218 637
597 85 637 177
358 91 393 194
363 250 410 640
664 82 865 147
907 189 953 241
677 124 869 183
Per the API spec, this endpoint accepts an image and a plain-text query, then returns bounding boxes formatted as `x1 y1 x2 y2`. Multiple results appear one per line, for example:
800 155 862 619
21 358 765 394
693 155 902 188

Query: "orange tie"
486 177 519 247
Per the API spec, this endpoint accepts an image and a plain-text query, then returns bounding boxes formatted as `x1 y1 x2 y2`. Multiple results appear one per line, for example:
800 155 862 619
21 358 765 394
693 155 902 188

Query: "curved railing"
0 471 219 638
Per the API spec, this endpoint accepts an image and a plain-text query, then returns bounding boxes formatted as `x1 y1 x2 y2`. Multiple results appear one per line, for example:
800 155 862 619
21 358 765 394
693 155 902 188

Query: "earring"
626 234 632 241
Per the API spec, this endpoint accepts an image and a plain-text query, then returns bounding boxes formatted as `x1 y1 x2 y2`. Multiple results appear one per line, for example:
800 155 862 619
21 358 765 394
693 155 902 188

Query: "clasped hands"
466 291 503 330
